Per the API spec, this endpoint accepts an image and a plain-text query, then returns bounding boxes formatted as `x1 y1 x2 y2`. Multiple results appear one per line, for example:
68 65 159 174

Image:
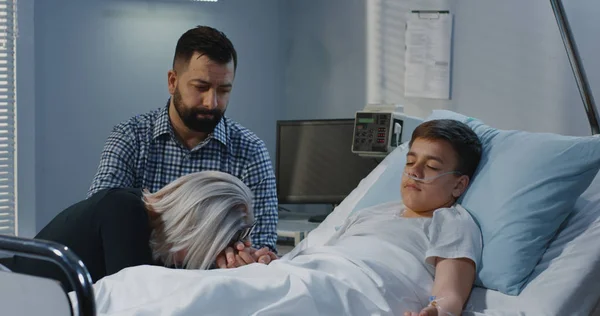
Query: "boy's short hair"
409 119 482 179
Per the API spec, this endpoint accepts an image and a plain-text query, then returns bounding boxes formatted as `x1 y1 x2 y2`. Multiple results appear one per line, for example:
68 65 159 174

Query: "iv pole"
549 0 600 135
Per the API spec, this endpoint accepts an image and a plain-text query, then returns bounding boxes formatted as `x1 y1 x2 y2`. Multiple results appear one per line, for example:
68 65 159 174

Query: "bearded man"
88 26 278 268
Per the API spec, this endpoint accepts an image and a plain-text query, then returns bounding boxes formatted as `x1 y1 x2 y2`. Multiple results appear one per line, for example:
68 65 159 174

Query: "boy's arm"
430 257 476 315
406 257 475 316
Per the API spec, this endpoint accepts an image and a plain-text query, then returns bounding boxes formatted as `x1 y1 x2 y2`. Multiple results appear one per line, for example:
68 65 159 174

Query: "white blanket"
84 253 423 316
71 202 481 316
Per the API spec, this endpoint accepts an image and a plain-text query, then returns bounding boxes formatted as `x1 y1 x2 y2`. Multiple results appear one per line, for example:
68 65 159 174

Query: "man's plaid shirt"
88 105 278 252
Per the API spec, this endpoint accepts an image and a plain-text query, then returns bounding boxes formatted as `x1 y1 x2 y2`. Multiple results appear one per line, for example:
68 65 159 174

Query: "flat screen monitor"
276 119 380 205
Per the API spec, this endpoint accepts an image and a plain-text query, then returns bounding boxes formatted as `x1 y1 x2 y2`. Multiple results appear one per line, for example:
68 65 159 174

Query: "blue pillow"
425 110 600 295
350 143 408 214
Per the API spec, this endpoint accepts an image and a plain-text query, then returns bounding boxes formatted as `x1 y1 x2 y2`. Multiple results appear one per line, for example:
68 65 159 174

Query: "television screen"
276 119 380 204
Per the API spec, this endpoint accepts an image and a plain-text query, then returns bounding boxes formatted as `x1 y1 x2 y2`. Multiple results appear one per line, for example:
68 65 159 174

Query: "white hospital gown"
288 201 483 310
76 202 482 316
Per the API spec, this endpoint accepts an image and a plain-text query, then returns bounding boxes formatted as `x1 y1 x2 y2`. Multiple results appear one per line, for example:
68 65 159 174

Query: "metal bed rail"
0 234 96 316
550 0 600 135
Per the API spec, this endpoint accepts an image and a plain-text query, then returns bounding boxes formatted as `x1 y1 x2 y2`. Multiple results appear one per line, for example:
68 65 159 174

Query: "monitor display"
276 119 380 204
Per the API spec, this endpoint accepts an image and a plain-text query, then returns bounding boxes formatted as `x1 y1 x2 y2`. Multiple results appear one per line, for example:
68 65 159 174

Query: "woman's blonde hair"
143 170 254 270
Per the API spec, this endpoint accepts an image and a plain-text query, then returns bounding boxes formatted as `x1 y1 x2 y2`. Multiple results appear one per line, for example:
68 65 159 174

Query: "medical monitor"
276 119 379 205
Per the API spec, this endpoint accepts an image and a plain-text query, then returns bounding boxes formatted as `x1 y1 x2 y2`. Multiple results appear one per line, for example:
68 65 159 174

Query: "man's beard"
173 86 224 133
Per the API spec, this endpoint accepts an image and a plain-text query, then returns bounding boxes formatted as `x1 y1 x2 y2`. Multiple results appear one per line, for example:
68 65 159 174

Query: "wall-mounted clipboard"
404 10 453 100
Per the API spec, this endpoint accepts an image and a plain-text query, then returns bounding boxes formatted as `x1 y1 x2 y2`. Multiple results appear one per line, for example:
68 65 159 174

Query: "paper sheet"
404 11 453 99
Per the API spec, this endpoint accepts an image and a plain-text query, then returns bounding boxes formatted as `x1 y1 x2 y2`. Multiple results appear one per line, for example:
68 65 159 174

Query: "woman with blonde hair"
9 170 264 290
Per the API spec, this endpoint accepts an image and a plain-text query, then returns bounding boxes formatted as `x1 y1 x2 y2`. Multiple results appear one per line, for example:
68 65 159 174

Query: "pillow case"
350 142 408 215
425 110 600 295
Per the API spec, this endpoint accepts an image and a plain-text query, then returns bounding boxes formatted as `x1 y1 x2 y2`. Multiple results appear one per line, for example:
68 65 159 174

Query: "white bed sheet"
294 151 600 316
0 262 10 272
74 244 432 315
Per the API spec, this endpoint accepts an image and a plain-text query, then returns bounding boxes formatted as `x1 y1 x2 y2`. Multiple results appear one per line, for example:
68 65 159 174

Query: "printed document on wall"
404 11 453 99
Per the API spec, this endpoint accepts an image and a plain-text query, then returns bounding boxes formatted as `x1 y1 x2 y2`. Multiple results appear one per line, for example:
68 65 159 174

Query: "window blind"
0 0 16 236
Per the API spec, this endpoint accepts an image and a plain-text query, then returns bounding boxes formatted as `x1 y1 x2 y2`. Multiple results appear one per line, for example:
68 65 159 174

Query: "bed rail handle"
550 0 600 135
0 234 96 316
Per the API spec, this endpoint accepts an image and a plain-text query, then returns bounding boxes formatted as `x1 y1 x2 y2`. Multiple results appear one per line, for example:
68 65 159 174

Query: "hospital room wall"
277 0 367 215
28 0 286 234
281 0 367 120
16 0 36 238
367 0 600 136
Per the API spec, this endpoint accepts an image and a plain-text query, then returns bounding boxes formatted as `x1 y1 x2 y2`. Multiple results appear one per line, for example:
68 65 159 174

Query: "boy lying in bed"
400 119 482 315
74 119 483 316
328 118 483 316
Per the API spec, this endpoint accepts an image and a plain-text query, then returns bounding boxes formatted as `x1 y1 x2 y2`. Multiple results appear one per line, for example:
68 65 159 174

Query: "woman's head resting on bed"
142 170 254 270
401 119 481 217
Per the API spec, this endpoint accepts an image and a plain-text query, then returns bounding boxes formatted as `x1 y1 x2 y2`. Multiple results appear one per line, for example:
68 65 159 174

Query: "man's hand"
215 240 278 269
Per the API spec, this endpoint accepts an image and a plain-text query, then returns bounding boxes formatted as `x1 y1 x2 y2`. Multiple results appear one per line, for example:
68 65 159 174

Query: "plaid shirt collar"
152 102 228 146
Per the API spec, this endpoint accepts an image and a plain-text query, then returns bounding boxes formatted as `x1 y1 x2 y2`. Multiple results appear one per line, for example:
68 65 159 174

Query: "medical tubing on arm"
428 296 456 316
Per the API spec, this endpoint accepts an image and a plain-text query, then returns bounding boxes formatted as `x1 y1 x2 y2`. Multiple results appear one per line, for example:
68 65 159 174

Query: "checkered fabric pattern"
88 105 279 252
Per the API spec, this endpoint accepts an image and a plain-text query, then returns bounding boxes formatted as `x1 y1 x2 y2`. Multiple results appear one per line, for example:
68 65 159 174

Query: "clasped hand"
215 240 278 269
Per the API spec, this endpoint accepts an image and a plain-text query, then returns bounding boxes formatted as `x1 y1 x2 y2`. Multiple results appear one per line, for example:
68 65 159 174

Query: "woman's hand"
404 306 438 316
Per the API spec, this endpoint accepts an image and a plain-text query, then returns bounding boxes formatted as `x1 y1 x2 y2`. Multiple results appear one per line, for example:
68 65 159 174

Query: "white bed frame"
0 234 96 316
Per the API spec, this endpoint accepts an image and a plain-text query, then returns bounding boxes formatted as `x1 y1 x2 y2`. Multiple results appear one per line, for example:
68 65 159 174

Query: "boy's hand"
404 306 438 316
250 246 279 264
215 240 279 268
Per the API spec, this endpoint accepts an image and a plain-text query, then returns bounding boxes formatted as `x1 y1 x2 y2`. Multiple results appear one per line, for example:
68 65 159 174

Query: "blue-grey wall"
33 0 285 230
16 0 36 237
278 0 366 215
282 0 367 120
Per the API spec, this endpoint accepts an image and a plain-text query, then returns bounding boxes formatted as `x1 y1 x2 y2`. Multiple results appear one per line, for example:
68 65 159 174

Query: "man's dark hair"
173 25 237 72
409 119 482 179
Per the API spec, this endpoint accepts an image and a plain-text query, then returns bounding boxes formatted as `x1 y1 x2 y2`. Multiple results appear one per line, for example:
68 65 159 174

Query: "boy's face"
401 138 469 215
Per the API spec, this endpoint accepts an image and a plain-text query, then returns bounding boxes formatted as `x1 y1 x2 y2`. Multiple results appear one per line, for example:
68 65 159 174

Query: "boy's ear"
452 175 470 198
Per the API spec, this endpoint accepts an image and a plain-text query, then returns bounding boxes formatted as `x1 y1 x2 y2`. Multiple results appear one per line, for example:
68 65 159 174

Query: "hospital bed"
1 0 599 315
300 145 600 316
0 235 96 316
